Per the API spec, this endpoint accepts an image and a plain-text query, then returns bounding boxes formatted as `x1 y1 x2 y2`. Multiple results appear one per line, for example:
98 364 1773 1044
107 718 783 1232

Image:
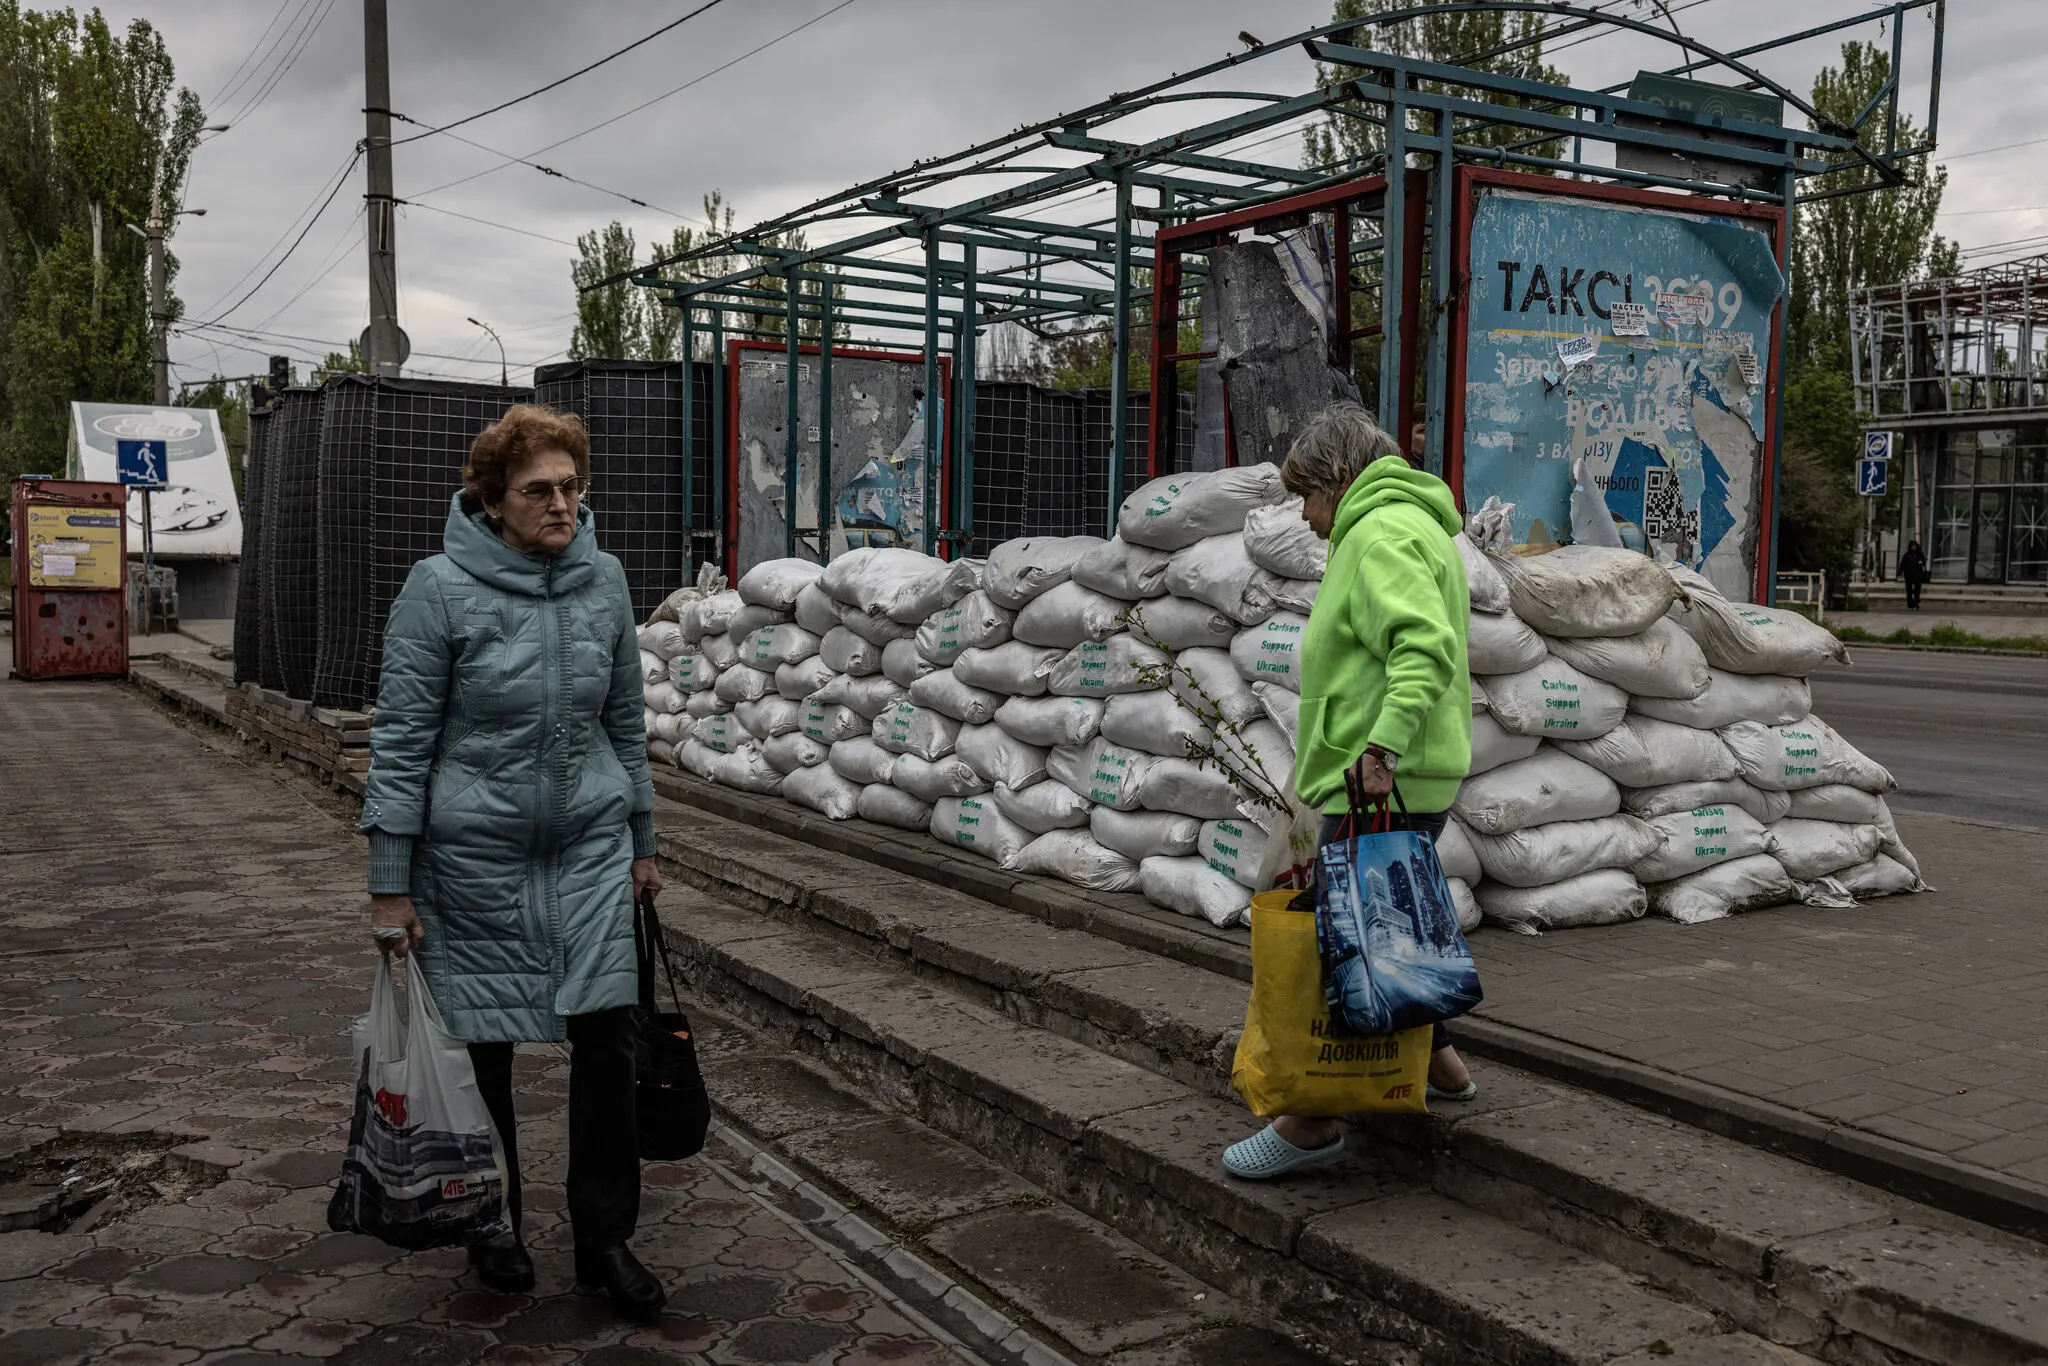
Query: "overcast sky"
95 0 2041 390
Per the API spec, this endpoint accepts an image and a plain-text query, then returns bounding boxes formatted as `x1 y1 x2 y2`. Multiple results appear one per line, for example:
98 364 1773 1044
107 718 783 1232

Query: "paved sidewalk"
0 680 978 1366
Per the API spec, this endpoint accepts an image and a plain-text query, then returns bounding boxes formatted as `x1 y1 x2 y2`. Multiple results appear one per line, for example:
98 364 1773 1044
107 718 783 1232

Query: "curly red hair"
464 403 590 506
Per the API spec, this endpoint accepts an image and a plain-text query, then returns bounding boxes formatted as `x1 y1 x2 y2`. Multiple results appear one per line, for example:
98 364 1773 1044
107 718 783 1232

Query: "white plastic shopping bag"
327 955 510 1250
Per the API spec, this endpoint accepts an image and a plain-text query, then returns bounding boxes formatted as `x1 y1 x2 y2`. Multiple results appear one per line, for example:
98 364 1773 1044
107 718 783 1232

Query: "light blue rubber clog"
1221 1124 1345 1181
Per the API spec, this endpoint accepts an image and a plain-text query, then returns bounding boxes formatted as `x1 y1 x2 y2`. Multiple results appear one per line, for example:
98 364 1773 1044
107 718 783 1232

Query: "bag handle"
1340 760 1407 840
635 889 685 1016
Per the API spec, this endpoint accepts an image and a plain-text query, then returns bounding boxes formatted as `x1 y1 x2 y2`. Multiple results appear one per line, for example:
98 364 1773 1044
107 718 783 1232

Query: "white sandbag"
1491 545 1680 638
741 623 822 670
681 589 744 643
1479 867 1646 935
858 782 933 830
811 672 908 719
835 601 920 645
1545 619 1709 699
994 780 1093 834
1118 596 1236 653
1013 580 1128 649
1165 533 1278 625
1168 647 1263 728
776 656 835 701
1119 464 1285 551
994 695 1105 748
983 535 1104 610
930 795 1032 863
728 602 793 638
1630 804 1769 883
676 738 719 779
695 712 746 754
1471 679 1489 713
1456 532 1509 614
1048 738 1156 811
1647 853 1795 925
877 556 981 624
1254 682 1299 746
780 761 862 819
1630 670 1811 730
873 701 961 761
647 737 676 767
821 625 886 677
1667 569 1848 675
1721 715 1895 793
1469 815 1663 888
1139 855 1254 928
1453 749 1620 836
1212 718 1295 805
801 697 871 745
639 649 667 686
699 630 740 671
1229 614 1309 692
1198 816 1270 891
644 680 686 715
1046 636 1169 698
1100 691 1205 759
709 744 784 795
650 583 704 626
1833 854 1924 899
686 689 734 720
1436 818 1482 884
735 695 802 739
954 640 1064 698
1765 819 1882 880
1874 799 1922 881
1550 716 1738 788
1138 757 1242 820
1447 877 1483 933
638 620 688 660
1786 784 1885 825
1481 656 1628 740
892 753 992 804
883 637 938 687
714 663 775 705
762 731 830 774
1072 536 1174 601
794 581 842 635
915 590 1014 665
738 558 825 613
648 710 694 745
1468 610 1548 675
670 651 720 694
1092 807 1201 860
1269 578 1318 616
1622 778 1790 827
1242 500 1326 581
829 736 898 786
821 546 943 611
956 723 1049 790
1005 830 1141 892
909 669 1003 726
1468 713 1542 777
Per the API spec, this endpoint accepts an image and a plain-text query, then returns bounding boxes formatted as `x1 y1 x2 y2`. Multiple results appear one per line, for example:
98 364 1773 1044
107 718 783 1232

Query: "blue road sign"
1857 457 1888 497
116 438 169 487
1864 430 1894 462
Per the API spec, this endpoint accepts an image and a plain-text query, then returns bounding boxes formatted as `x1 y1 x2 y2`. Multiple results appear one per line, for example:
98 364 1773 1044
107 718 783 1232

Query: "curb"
1836 641 2048 658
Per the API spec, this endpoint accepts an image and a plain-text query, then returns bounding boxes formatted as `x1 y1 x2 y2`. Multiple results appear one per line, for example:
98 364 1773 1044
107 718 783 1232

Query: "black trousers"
1906 580 1923 608
1315 811 1455 1053
469 1006 639 1248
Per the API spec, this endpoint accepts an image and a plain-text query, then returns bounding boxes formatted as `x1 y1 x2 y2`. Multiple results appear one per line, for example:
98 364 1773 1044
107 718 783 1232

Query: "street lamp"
467 316 507 387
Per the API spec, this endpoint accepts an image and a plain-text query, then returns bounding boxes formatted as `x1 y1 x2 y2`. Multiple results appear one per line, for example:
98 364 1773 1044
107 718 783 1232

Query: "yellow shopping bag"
1231 891 1431 1117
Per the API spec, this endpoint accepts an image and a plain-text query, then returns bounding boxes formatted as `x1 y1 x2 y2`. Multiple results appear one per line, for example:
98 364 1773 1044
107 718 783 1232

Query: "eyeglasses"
511 475 592 505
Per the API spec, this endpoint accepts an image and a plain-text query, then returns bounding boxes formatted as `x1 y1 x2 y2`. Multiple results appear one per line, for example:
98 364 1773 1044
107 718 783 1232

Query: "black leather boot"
467 1229 535 1294
575 1242 665 1320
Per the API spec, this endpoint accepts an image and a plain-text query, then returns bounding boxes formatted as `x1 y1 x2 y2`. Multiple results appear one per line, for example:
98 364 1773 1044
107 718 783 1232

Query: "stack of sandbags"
671 559 830 798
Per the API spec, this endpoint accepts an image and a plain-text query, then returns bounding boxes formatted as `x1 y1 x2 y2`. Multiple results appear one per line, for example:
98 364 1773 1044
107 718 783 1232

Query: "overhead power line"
225 0 340 129
190 147 363 327
208 0 298 108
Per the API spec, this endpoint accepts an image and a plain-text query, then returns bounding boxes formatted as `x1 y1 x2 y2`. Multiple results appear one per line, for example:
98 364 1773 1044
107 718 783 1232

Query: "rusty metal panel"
9 479 129 680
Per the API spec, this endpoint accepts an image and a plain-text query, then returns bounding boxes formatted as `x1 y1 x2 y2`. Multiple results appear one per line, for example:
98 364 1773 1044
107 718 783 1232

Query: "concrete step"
125 659 230 727
653 798 2048 1366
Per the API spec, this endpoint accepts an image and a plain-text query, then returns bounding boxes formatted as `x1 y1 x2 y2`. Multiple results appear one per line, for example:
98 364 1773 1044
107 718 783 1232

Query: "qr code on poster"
1642 467 1699 544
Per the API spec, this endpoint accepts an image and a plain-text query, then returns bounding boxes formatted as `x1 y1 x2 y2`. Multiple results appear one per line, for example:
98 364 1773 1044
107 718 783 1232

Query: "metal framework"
595 1 1944 576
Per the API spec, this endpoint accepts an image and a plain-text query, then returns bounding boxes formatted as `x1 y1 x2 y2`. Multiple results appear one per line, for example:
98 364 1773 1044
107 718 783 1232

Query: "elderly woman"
362 404 665 1318
1224 402 1476 1181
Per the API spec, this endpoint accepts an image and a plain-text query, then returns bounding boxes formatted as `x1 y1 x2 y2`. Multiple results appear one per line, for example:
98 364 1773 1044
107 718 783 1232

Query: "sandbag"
781 761 862 820
858 782 933 830
1138 757 1242 820
699 631 739 670
956 723 1049 790
1786 784 1885 825
1468 815 1662 889
1165 533 1279 625
681 589 743 643
738 558 825 612
873 701 961 761
828 736 898 786
1545 619 1709 699
882 637 938 687
638 620 687 660
714 663 774 705
762 731 830 774
1446 877 1483 933
908 669 1003 726
1647 853 1795 925
915 590 1014 665
676 738 719 779
1721 715 1895 793
741 623 821 670
707 744 784 795
1479 867 1645 935
1667 568 1848 675
727 602 793 638
1491 545 1680 638
1100 691 1206 759
1092 807 1201 860
821 625 886 677
1229 614 1309 692
1550 716 1738 788
994 780 1093 834
1198 816 1270 891
1471 679 1489 712
695 712 746 754
735 695 802 739
1622 778 1790 827
876 556 981 624
1122 595 1239 650
1048 738 1156 811
1630 670 1811 730
1456 532 1509 614
1005 830 1142 892
639 650 667 686
1874 799 1922 881
1481 656 1628 740
1212 718 1294 804
648 710 694 745
1833 854 1924 899
794 581 842 636
821 546 945 611
1168 647 1263 728
811 672 908 719
800 698 871 745
1468 712 1541 777
1630 804 1769 883
650 583 705 626
647 737 676 767
776 656 835 701
954 641 1064 697
1046 635 1169 698
1254 683 1299 745
983 535 1103 609
685 689 734 719
891 753 993 803
1436 818 1481 884
1119 464 1284 551
1269 578 1318 615
930 795 1033 863
1013 580 1128 649
1453 749 1620 836
1138 855 1253 928
834 601 920 645
1468 610 1548 675
1071 536 1174 601
993 695 1105 748
1242 500 1326 581
644 680 686 716
1765 819 1882 879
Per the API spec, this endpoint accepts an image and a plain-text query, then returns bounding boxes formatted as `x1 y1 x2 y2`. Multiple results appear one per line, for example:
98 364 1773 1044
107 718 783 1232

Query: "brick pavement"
0 679 980 1366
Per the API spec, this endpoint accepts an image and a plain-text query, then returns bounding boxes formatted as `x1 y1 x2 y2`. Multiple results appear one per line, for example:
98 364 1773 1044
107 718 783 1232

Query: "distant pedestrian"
1899 539 1928 610
1224 402 1476 1181
360 404 666 1320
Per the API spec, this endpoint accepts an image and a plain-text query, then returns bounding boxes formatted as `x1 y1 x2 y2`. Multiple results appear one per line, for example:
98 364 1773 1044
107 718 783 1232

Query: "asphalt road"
1810 647 2048 830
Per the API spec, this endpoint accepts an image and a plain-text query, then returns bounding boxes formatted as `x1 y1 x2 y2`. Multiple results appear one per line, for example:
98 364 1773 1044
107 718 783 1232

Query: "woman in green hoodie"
1224 403 1477 1181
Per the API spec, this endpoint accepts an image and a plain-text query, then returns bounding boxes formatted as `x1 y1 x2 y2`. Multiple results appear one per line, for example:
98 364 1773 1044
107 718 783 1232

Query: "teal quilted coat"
361 492 655 1044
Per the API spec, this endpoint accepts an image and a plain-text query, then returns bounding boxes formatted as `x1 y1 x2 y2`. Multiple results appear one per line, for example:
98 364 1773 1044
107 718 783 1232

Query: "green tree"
568 220 644 360
175 373 247 497
315 338 366 380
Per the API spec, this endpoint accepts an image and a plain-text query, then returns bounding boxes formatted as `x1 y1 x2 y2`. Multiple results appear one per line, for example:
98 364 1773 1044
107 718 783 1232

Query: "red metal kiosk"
9 478 129 680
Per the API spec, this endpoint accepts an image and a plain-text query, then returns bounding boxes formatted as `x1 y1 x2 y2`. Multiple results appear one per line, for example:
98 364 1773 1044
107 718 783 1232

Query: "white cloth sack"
714 664 774 705
1242 500 1327 581
954 641 1064 697
930 795 1033 863
1545 619 1709 699
1168 647 1262 728
1119 464 1284 551
697 713 750 755
1786 784 1885 825
1212 718 1294 805
882 637 938 687
1229 614 1310 692
1100 691 1205 758
821 626 886 677
801 698 871 745
993 695 1105 748
1446 877 1483 933
676 738 720 779
1550 716 1739 788
1254 683 1298 745
1481 656 1628 740
1479 867 1646 935
829 736 898 786
892 753 993 803
1072 536 1175 601
1765 819 1882 879
1491 545 1680 638
708 744 785 795
983 535 1104 609
781 762 862 820
728 602 793 638
639 650 667 686
1048 738 1156 811
1092 807 1201 860
1468 610 1548 675
735 695 802 739
740 625 820 671
1630 670 1811 730
699 631 740 671
1623 778 1790 827
1454 749 1620 836
762 731 830 774
821 546 944 611
956 723 1049 790
1013 580 1128 648
1138 757 1242 820
776 657 835 701
681 589 744 643
1165 533 1279 625
1667 568 1848 675
647 737 676 768
668 652 720 694
1468 713 1541 777
1834 855 1924 899
1269 578 1318 616
811 672 908 720
738 558 825 612
644 680 686 716
873 701 961 761
1647 854 1795 925
834 601 920 645
876 556 982 624
857 782 933 830
915 590 1014 665
1721 715 1895 793
908 669 1003 726
994 780 1093 834
1468 815 1663 888
1005 830 1142 892
638 621 688 660
1124 595 1239 650
685 689 734 720
1630 804 1769 883
1875 800 1923 881
794 581 843 636
1436 818 1482 884
1197 816 1270 891
1456 532 1510 614
648 711 694 745
1139 855 1253 927
1046 636 1168 698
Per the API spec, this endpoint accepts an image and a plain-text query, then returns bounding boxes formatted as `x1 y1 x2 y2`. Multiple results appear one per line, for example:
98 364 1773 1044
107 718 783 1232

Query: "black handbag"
633 891 710 1161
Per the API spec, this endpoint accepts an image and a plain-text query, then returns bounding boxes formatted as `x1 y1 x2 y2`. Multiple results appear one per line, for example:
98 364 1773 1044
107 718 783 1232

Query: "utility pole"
362 0 402 376
148 185 169 404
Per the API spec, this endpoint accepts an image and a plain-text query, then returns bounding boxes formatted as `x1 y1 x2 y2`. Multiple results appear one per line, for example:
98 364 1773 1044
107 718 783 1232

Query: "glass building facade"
1918 425 2048 584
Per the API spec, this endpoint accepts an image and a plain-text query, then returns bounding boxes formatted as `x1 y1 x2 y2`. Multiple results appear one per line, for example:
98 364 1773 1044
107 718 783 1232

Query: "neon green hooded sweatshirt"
1294 455 1471 815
